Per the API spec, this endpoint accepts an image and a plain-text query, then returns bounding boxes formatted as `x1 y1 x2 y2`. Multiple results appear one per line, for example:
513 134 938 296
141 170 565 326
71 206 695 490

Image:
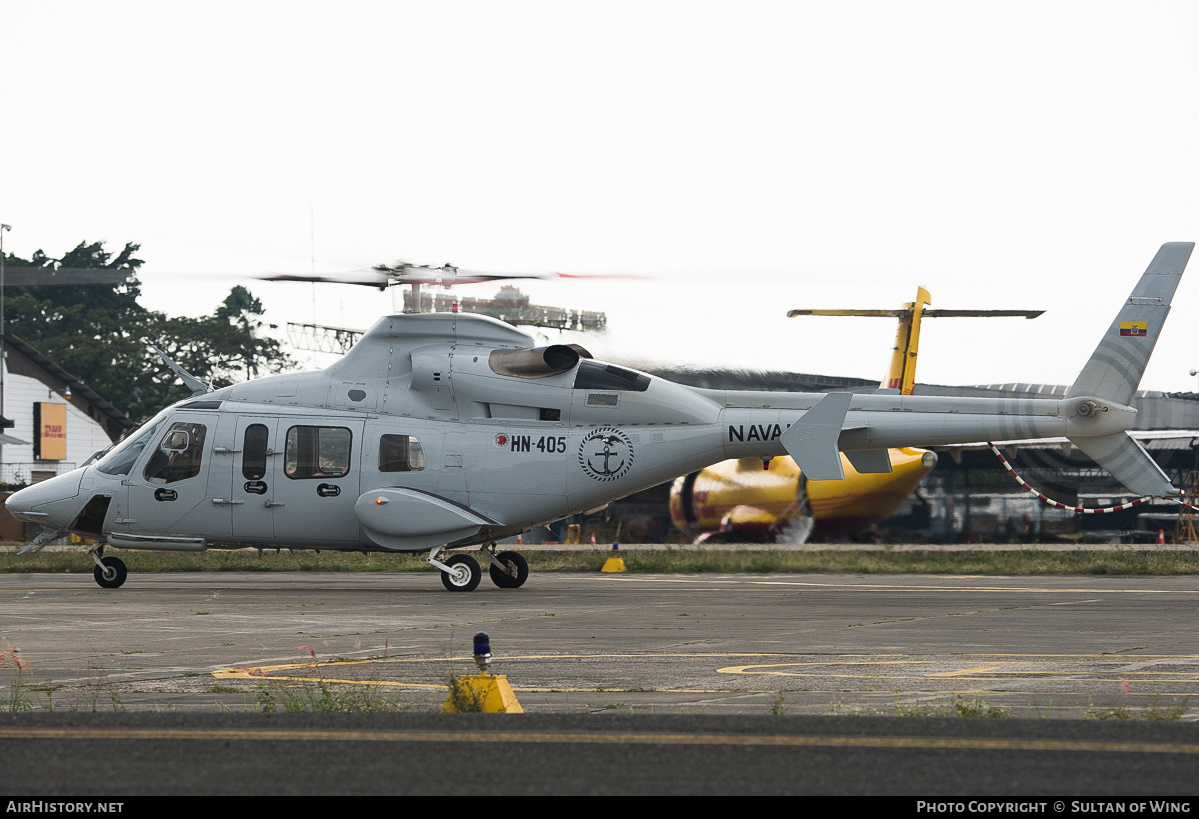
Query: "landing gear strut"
483 543 529 589
428 543 529 591
429 546 482 592
89 547 127 589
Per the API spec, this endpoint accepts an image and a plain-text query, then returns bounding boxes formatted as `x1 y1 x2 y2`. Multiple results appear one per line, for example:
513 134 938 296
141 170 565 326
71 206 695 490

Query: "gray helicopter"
6 243 1193 591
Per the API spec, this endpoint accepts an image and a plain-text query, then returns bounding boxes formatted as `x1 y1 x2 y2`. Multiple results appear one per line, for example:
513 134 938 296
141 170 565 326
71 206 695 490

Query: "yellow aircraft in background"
668 289 1042 541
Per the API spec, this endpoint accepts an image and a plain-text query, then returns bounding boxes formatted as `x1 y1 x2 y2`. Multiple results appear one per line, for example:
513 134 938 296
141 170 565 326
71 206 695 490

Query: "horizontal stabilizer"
1067 242 1194 405
844 449 892 474
1069 432 1178 497
780 392 852 481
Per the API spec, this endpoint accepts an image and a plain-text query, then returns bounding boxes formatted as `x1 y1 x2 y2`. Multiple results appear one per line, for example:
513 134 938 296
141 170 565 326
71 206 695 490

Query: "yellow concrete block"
601 556 627 573
442 674 523 713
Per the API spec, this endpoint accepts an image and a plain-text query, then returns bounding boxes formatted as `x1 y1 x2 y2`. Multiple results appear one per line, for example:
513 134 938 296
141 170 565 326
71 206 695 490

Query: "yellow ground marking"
785 688 1199 701
594 576 1199 594
2 726 1199 755
214 652 821 693
927 666 1002 678
719 657 1199 685
214 652 806 678
212 652 1199 694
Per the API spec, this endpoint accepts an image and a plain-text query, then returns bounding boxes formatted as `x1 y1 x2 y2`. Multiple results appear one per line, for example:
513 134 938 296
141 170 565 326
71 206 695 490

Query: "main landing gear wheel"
440 554 482 592
489 551 529 589
94 556 128 589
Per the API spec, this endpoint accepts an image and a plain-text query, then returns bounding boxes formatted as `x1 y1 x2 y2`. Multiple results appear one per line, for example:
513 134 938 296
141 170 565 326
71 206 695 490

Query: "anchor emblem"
578 427 634 482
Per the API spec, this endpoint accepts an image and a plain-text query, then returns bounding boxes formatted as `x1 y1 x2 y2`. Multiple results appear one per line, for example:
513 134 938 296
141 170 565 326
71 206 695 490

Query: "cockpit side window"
573 360 650 392
95 418 167 476
143 422 208 484
379 434 425 472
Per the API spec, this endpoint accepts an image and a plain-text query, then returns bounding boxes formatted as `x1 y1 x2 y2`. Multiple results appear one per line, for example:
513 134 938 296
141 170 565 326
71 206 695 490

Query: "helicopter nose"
5 470 85 527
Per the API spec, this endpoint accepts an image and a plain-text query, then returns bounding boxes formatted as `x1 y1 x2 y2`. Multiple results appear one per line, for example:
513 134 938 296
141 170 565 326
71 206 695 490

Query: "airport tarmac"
1 568 1198 719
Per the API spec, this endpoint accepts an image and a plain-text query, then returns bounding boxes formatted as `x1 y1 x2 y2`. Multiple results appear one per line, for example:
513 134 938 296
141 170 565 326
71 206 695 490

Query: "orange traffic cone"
1158 529 1166 545
516 534 522 545
590 532 596 545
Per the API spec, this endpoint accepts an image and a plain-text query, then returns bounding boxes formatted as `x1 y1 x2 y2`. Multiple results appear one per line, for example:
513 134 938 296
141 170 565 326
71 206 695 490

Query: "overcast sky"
4 2 1199 392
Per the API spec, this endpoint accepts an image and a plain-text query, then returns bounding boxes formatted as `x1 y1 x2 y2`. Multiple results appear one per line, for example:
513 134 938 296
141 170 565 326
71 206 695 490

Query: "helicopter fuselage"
6 312 1124 554
10 235 1193 593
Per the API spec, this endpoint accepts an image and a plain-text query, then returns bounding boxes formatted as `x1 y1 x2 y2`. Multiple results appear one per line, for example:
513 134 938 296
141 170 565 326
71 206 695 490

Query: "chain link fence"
0 462 77 489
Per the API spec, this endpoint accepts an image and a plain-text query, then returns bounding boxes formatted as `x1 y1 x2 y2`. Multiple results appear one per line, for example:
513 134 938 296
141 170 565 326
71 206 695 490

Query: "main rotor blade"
922 309 1043 319
787 308 1043 319
262 266 649 289
0 268 135 286
787 309 908 318
259 271 392 289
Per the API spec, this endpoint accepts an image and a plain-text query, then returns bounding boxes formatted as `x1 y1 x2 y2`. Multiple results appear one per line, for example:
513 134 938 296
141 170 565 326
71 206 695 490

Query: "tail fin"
1070 432 1178 497
1065 242 1194 497
883 287 930 395
1066 242 1194 405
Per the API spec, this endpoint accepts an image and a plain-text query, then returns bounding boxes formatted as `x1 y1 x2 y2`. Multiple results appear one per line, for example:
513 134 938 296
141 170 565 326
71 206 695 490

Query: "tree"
2 241 295 422
154 286 292 386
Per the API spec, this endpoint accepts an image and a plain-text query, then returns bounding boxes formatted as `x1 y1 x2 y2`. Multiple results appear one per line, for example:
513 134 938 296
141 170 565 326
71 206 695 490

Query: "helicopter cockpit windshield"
94 414 169 476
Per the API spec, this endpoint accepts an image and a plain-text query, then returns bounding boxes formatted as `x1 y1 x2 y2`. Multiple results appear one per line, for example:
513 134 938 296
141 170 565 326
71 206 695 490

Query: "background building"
0 334 134 488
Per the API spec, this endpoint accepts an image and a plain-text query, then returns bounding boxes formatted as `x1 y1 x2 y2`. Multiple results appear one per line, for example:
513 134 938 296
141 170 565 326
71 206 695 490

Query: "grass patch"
444 673 487 713
252 647 409 714
890 695 1007 718
1087 695 1190 721
0 650 33 713
4 546 1199 576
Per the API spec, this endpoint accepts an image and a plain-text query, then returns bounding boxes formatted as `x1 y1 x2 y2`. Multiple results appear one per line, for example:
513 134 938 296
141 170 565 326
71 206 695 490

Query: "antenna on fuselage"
147 342 212 396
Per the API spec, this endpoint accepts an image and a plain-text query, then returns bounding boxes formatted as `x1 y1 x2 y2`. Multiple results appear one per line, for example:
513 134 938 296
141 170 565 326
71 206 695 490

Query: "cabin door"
266 418 365 548
228 416 281 541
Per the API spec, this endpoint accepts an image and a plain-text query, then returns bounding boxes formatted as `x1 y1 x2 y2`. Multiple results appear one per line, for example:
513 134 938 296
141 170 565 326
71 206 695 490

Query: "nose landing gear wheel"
94 556 128 589
489 551 529 588
440 554 481 592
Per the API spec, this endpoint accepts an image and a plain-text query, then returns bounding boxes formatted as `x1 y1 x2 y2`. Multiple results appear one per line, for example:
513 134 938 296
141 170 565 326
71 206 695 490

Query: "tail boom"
713 242 1192 499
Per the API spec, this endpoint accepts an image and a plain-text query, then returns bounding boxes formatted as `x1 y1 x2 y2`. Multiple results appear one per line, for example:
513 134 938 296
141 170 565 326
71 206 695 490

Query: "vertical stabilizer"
780 392 852 480
1066 242 1194 405
1069 432 1178 497
883 286 930 395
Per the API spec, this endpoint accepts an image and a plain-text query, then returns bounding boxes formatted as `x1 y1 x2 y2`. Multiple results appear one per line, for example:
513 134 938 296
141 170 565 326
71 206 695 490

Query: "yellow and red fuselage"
669 448 937 540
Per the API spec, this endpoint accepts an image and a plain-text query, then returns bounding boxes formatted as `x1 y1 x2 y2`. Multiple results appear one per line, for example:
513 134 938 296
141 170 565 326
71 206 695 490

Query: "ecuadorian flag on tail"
1120 321 1148 337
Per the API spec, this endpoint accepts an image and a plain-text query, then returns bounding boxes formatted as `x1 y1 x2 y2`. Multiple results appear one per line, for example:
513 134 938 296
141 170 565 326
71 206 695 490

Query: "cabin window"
379 434 426 472
242 424 269 480
285 426 351 479
143 422 208 485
